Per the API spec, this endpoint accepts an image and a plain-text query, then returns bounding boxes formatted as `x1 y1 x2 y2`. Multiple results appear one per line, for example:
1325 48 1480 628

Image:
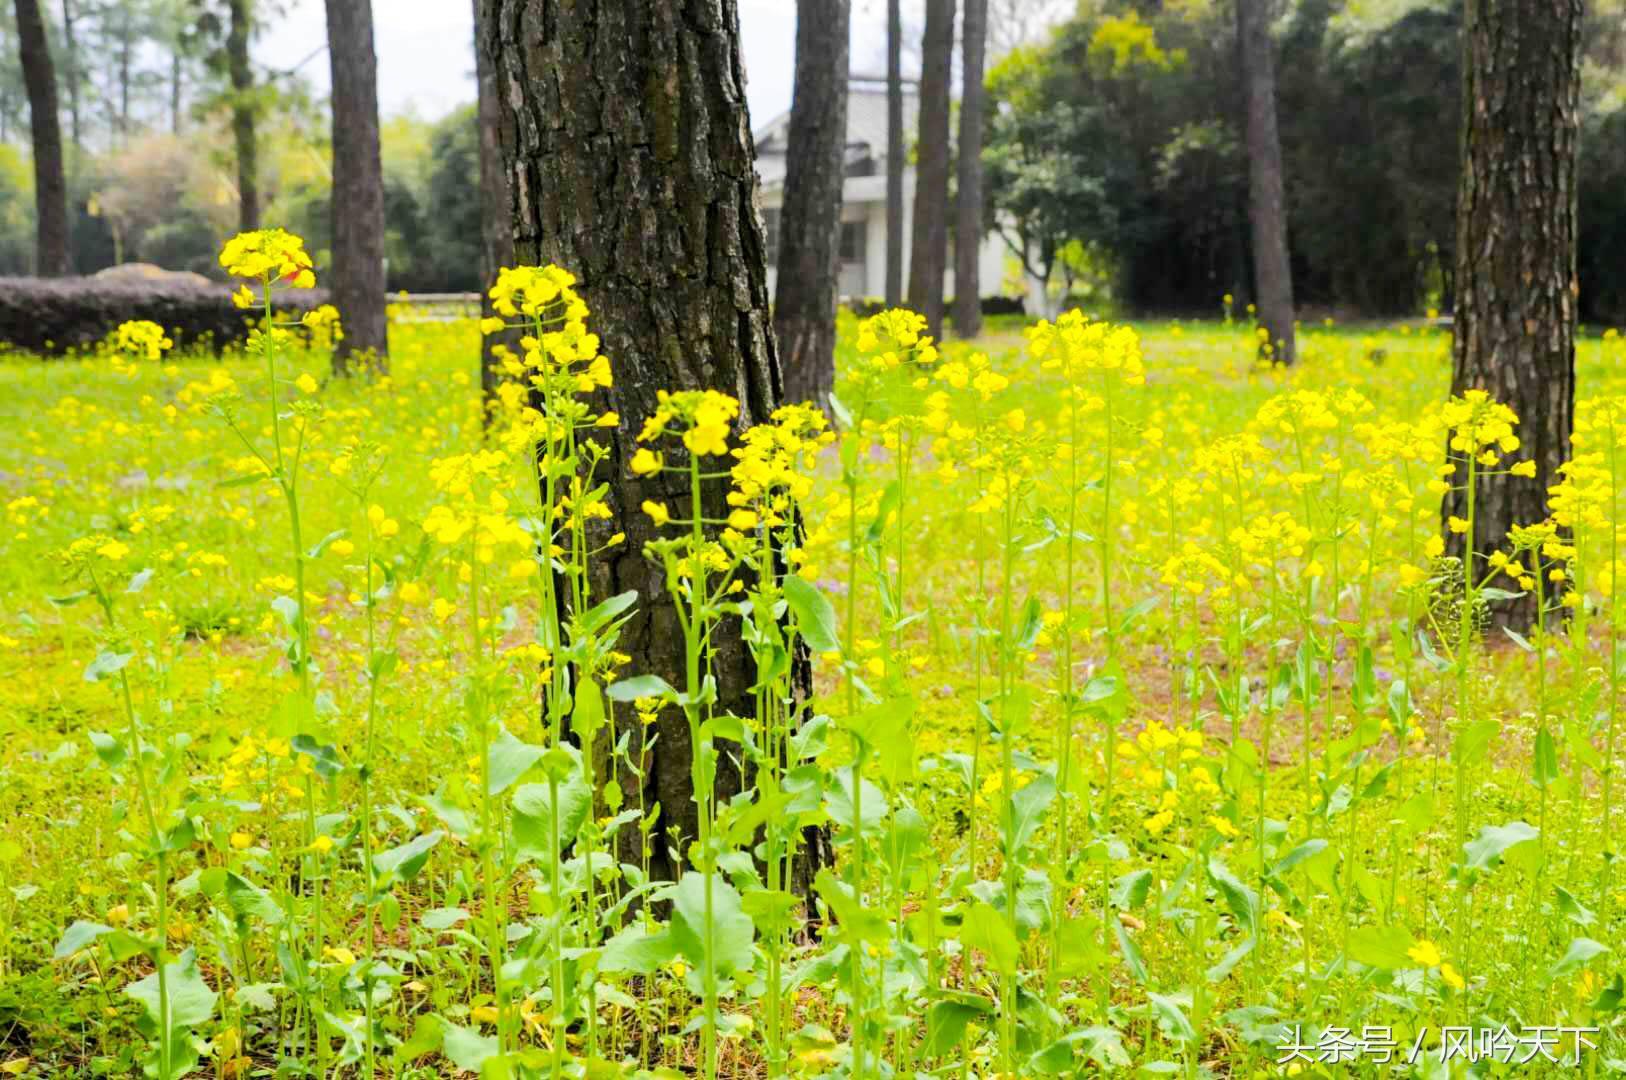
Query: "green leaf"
669 871 755 978
1148 992 1197 1044
1556 886 1596 927
486 724 544 797
1453 718 1500 767
1111 869 1152 911
1207 858 1259 935
224 872 284 926
1002 772 1056 856
1534 727 1561 788
783 575 841 653
572 677 607 741
600 924 679 975
1550 937 1610 979
813 870 889 944
305 529 348 560
1112 917 1147 984
290 735 344 779
54 920 114 959
372 831 443 883
1028 1026 1131 1073
83 649 133 683
606 674 676 702
512 774 592 861
439 1017 498 1072
926 994 994 1059
124 947 217 1033
1271 839 1327 876
961 901 1020 977
579 589 638 634
1346 924 1415 970
1463 820 1538 871
87 730 127 767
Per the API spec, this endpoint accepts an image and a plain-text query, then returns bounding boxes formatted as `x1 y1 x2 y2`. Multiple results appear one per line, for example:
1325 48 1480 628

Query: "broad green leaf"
439 1018 498 1072
1463 820 1538 871
372 831 443 883
1346 924 1415 970
512 772 592 861
1550 937 1609 979
486 724 544 797
1148 992 1197 1044
600 924 678 975
1207 858 1258 934
960 901 1020 977
83 650 133 682
1002 772 1056 856
783 575 841 653
607 674 676 702
124 947 217 1033
54 920 114 959
926 994 994 1059
669 871 755 978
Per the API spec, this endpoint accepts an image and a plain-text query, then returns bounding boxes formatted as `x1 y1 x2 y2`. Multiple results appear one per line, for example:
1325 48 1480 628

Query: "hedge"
0 276 331 356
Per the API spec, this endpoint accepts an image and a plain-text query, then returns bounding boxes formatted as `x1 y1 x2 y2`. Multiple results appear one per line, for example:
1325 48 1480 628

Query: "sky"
255 0 913 131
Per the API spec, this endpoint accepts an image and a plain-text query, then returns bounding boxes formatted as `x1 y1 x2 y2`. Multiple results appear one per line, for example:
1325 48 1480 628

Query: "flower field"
3 241 1626 1078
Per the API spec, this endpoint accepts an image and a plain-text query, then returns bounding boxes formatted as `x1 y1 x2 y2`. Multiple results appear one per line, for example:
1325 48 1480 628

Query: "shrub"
0 275 330 355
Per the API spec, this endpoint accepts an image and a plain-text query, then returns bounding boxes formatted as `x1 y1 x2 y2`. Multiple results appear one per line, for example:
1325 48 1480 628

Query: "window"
762 207 781 266
839 220 866 263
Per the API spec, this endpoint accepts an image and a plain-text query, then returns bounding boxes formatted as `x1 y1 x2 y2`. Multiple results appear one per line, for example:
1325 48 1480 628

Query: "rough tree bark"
774 0 850 407
472 0 515 406
885 0 903 306
1444 0 1581 633
227 0 258 231
15 0 70 276
480 0 823 888
907 0 955 338
325 0 389 372
953 0 987 339
1238 0 1295 363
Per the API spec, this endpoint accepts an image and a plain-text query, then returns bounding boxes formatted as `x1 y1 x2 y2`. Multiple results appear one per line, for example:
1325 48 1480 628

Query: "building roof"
755 86 920 191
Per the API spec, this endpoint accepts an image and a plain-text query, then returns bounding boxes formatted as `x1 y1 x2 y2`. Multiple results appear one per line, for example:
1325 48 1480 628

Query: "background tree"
885 0 902 306
223 0 255 228
15 0 69 274
774 0 849 407
471 0 511 402
1237 0 1294 362
325 0 387 372
953 0 987 338
479 0 815 885
907 0 954 337
1444 0 1582 632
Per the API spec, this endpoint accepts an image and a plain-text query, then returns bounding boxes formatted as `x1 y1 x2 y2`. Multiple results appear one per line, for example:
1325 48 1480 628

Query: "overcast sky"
255 1 911 130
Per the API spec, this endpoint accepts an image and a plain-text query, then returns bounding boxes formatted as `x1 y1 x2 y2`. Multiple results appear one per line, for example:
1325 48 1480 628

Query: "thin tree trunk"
1444 0 1581 633
1238 0 1295 363
326 0 389 372
907 0 955 338
227 0 258 231
59 0 78 151
15 0 70 276
117 5 130 140
953 0 987 339
473 0 514 406
775 0 850 407
482 0 824 890
885 0 903 306
171 42 182 134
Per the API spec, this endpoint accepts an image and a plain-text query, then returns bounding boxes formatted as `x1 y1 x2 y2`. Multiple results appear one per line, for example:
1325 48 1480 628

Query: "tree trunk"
60 0 78 150
774 0 850 408
1444 0 1580 634
952 0 987 339
481 0 823 889
227 0 258 231
325 0 389 372
1237 0 1295 363
15 0 70 276
885 0 903 306
472 0 514 405
171 41 183 134
907 0 955 339
117 4 130 140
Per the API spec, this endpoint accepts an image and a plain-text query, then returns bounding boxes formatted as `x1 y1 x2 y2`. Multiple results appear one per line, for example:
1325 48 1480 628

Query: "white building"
754 85 1011 306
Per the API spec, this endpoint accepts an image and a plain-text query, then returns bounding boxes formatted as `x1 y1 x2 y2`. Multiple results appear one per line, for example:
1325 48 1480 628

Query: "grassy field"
2 297 1625 1079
